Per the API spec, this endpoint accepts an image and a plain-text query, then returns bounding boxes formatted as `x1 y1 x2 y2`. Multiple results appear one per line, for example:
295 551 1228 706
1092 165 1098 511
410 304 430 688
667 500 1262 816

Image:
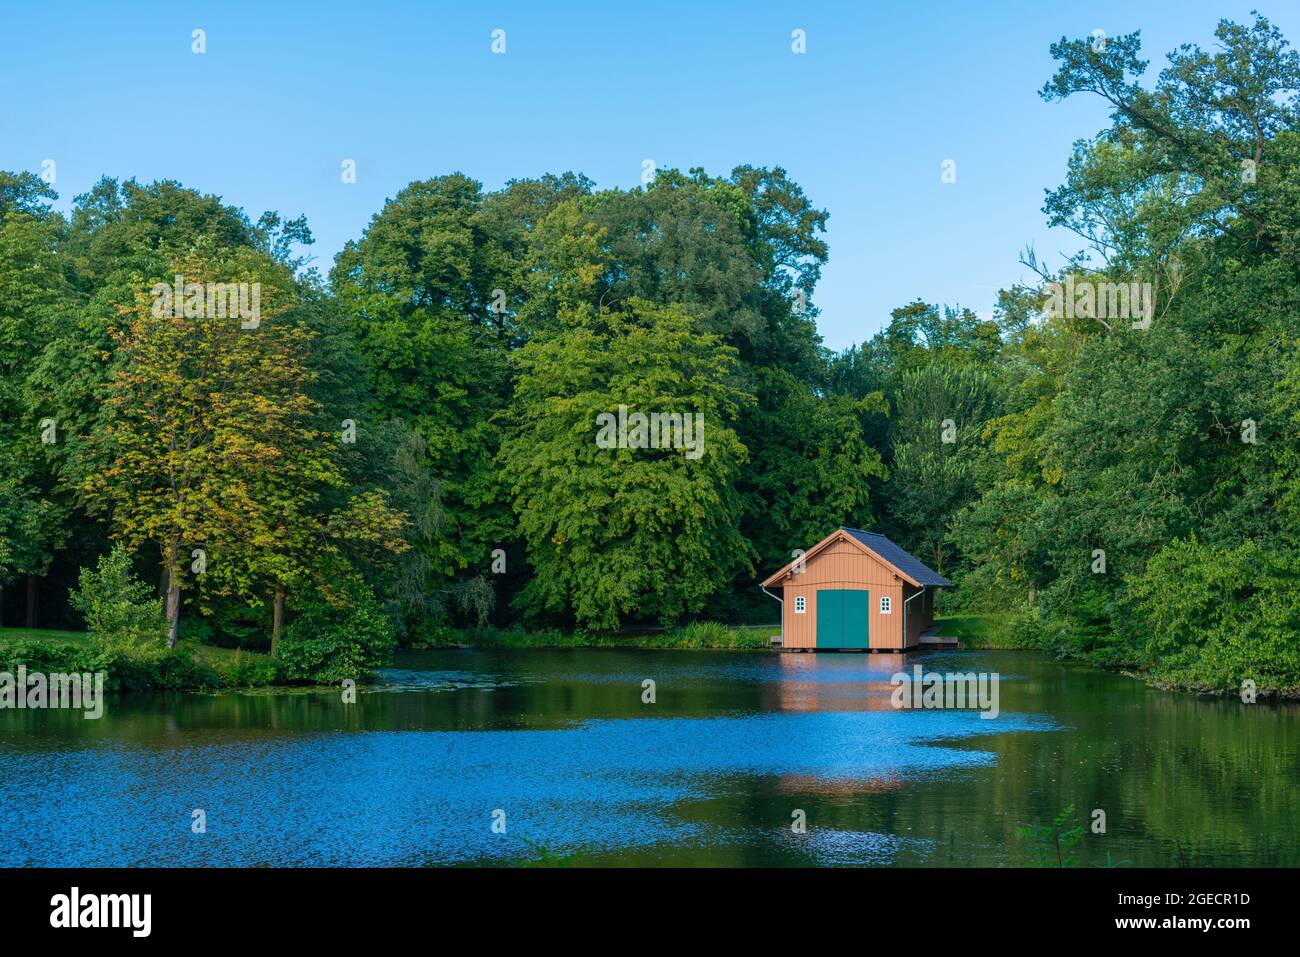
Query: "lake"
0 648 1295 866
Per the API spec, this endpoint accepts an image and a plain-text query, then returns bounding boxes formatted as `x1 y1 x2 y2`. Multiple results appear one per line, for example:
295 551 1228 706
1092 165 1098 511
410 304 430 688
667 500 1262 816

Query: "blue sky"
3 1 1295 350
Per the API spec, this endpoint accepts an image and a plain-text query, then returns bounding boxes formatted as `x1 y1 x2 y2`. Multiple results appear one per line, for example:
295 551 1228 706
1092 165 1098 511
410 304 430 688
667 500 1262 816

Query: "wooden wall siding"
781 541 909 649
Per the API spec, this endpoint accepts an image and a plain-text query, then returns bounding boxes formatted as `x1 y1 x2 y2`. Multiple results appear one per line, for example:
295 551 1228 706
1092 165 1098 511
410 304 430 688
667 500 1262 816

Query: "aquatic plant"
1017 804 1085 867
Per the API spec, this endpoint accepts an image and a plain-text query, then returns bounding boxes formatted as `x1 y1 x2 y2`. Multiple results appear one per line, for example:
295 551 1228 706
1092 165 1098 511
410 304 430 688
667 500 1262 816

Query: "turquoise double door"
815 589 870 649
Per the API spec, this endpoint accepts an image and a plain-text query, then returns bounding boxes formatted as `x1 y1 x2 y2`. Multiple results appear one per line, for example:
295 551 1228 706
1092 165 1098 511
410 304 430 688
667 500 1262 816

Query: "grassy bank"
0 627 278 691
0 621 781 694
412 621 780 651
934 613 1025 649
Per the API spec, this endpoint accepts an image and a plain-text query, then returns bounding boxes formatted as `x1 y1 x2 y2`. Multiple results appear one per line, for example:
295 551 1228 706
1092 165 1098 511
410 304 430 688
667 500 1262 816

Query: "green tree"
952 14 1300 690
739 366 888 573
498 299 753 629
886 361 998 576
330 174 568 627
81 247 304 645
0 172 76 626
68 544 166 652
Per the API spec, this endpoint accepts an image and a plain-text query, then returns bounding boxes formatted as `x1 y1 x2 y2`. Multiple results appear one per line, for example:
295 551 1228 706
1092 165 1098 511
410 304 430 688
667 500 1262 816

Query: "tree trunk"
271 586 286 657
25 574 37 629
1028 584 1037 606
164 537 181 648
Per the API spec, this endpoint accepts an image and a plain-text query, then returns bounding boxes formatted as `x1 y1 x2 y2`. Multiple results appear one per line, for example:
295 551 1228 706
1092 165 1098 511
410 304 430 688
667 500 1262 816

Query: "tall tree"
81 246 304 645
952 15 1300 690
0 173 76 626
330 174 579 628
498 299 753 629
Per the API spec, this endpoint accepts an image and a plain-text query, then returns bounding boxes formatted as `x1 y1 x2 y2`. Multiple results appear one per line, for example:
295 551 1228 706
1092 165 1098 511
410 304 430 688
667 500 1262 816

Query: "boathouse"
760 527 953 651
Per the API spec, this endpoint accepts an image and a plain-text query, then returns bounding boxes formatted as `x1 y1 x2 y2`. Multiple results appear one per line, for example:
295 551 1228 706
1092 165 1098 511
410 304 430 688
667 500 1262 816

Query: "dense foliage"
67 544 165 652
1 15 1296 693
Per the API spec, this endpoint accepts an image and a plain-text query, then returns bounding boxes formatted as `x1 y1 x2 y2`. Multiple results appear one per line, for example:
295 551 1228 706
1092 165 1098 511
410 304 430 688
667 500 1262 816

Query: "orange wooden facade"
761 529 940 651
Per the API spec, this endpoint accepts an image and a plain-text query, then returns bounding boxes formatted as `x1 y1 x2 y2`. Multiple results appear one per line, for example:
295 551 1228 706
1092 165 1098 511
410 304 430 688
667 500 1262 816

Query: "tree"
0 173 76 626
498 299 753 629
330 174 559 627
738 366 888 574
886 361 998 576
81 246 302 645
68 545 166 651
950 15 1300 690
522 168 836 618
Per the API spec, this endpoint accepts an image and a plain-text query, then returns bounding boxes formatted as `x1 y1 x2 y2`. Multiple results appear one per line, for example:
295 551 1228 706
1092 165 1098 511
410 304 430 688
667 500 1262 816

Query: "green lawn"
0 627 89 643
934 613 1022 649
0 626 269 666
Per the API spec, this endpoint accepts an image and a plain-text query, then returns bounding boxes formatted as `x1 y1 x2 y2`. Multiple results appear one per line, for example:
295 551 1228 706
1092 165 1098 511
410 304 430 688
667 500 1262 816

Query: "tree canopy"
1 13 1297 692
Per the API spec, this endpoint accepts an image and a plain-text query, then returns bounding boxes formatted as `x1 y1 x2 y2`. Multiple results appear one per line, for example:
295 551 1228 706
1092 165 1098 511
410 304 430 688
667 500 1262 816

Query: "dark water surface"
0 648 1295 866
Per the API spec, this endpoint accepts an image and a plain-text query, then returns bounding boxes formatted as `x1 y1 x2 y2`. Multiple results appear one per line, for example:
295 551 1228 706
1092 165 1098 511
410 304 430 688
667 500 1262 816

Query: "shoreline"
4 622 1297 700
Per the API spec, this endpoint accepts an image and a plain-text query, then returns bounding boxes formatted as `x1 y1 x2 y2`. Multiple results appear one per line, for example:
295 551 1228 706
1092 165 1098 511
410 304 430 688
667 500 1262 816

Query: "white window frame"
880 596 892 615
794 595 806 614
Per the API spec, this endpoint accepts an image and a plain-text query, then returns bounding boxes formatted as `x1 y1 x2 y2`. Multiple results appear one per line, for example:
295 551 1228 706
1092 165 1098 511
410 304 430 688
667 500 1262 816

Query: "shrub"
109 644 221 692
177 615 216 645
420 624 570 648
211 653 280 688
1003 609 1054 650
0 637 225 692
1130 537 1300 695
656 621 773 649
0 638 109 676
670 620 732 647
463 625 571 648
68 546 167 652
205 601 270 651
276 582 396 682
405 624 462 649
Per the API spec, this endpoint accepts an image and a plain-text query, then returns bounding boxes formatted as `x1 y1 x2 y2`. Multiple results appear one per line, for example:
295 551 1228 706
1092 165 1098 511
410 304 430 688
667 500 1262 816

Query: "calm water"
0 648 1295 867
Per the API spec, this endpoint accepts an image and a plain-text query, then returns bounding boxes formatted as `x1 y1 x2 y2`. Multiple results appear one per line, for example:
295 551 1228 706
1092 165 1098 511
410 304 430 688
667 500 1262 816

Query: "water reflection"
0 648 1294 867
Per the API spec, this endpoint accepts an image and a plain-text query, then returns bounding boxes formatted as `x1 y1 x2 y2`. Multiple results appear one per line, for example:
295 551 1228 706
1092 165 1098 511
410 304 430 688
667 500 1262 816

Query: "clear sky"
3 1 1295 350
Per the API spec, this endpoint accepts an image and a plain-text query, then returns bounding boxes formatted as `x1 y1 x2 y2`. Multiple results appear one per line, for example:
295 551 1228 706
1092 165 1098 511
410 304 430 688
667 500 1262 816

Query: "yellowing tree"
83 247 407 649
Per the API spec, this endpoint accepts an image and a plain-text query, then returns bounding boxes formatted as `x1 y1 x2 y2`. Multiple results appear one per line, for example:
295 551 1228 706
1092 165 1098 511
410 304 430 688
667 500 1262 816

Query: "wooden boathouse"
760 527 953 651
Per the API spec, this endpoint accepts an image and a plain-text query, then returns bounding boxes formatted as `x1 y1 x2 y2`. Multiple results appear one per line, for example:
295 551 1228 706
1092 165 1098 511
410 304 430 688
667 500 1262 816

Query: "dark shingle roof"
840 528 953 587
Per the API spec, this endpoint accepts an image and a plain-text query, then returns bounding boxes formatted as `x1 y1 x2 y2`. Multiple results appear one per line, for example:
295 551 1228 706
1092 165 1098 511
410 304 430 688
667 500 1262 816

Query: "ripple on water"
370 669 544 693
0 709 1052 866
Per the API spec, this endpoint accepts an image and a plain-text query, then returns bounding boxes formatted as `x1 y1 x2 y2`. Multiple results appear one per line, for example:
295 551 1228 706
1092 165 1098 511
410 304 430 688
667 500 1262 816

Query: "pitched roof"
839 528 953 587
760 526 954 589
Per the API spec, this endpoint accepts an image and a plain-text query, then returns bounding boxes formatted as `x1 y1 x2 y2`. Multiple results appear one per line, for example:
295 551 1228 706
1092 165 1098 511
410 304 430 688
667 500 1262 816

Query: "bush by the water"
1129 538 1300 697
275 583 396 682
0 638 110 677
54 545 234 689
657 621 771 649
0 637 234 692
67 545 167 652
